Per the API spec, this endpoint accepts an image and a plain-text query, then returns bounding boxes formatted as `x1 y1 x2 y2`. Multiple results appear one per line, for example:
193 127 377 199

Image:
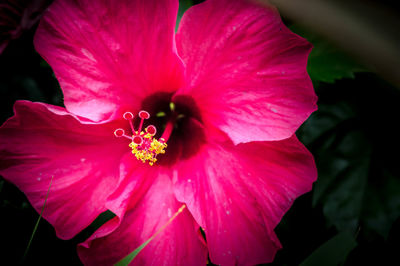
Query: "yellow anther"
129 134 167 166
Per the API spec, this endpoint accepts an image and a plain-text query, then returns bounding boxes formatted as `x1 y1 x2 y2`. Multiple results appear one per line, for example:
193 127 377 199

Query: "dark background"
1 0 399 265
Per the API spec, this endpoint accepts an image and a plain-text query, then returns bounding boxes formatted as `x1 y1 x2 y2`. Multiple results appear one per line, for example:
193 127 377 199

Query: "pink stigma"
114 128 124 137
139 111 150 119
146 125 157 135
123 112 134 120
133 135 143 145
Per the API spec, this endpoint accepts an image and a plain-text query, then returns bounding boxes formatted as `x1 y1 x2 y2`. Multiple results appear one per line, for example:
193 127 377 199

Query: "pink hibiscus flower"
0 0 317 265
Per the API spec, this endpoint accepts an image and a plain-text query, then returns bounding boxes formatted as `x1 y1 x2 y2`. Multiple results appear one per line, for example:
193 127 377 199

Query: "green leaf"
176 0 193 32
300 232 357 266
302 82 400 239
298 101 356 148
362 170 400 239
114 239 152 266
22 176 54 262
74 210 116 243
114 205 186 266
291 25 367 83
312 154 349 207
310 119 372 233
322 154 370 233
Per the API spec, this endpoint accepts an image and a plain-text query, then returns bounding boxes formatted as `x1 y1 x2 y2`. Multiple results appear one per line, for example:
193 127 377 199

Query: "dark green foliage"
299 75 400 242
301 232 357 266
291 25 367 83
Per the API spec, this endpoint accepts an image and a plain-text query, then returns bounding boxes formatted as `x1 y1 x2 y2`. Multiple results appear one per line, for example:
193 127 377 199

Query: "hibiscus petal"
78 173 207 266
173 136 317 265
82 154 160 242
0 101 127 239
176 0 317 144
34 0 184 122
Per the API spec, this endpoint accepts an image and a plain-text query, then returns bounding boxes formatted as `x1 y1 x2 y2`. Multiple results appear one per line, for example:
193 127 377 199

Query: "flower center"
114 110 172 166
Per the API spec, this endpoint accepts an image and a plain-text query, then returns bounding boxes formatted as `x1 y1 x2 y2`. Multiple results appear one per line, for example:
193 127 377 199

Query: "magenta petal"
85 154 159 241
173 136 317 265
78 174 208 266
34 0 184 121
0 101 127 239
176 0 317 144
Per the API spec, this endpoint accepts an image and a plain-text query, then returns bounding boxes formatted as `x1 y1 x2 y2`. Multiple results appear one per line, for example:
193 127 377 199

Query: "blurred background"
1 0 399 265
